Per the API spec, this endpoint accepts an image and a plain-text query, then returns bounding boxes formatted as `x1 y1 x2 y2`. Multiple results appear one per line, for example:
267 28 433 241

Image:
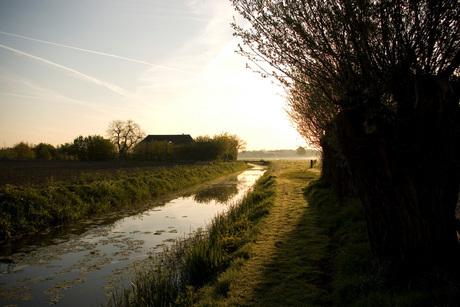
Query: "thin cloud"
0 43 131 97
0 31 198 76
0 92 52 101
0 78 128 118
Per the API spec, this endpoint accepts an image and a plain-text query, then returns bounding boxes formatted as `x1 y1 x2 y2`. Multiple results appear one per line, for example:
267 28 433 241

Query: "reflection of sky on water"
0 165 265 306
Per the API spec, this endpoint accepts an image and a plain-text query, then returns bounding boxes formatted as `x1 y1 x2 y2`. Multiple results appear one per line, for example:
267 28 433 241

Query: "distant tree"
85 135 115 161
190 133 246 162
295 146 306 156
12 142 35 160
194 135 213 143
33 143 58 160
174 143 193 161
0 147 15 160
232 0 460 268
72 135 115 161
133 142 149 160
213 132 246 161
191 136 220 161
73 136 88 161
107 120 146 158
132 133 246 162
57 143 77 160
133 140 174 161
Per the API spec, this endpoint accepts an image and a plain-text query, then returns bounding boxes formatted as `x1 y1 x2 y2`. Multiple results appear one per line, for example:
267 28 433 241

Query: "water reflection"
0 165 266 307
193 177 239 204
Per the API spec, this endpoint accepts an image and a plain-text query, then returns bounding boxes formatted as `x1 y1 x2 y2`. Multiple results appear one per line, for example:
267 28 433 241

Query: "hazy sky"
0 0 307 150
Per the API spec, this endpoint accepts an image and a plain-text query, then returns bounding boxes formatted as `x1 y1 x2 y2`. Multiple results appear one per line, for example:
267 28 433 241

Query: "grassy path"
195 160 460 306
221 161 331 306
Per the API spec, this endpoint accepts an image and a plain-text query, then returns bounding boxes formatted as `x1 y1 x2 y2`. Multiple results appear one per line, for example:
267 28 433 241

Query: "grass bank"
306 179 460 306
196 160 326 306
193 160 459 306
106 164 276 306
0 162 249 241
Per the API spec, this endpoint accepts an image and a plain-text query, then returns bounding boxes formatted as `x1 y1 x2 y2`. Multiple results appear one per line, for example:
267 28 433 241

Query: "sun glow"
0 0 306 150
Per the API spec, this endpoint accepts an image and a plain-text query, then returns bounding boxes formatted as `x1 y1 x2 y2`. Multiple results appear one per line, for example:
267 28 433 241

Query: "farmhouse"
140 134 194 146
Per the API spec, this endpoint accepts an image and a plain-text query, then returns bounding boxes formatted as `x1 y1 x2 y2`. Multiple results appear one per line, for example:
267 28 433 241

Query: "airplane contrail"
0 43 131 97
0 30 198 76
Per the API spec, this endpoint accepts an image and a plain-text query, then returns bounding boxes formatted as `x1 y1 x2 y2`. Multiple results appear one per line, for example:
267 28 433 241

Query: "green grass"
0 162 249 241
305 179 460 307
200 160 328 306
183 161 460 306
105 168 277 306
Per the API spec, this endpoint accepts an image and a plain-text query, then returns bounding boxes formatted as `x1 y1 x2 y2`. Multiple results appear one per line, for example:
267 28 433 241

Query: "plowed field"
0 160 176 186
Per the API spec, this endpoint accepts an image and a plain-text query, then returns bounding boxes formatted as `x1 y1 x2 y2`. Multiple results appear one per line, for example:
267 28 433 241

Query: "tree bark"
335 77 460 267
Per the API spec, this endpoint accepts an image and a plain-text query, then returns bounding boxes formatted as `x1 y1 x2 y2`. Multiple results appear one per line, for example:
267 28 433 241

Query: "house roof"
141 134 194 146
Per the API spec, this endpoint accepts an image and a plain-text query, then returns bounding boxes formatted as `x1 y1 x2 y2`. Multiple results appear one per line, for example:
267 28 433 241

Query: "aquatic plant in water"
106 171 276 306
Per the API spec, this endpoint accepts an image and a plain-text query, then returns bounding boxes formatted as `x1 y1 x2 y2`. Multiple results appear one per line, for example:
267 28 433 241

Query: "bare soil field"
0 160 178 187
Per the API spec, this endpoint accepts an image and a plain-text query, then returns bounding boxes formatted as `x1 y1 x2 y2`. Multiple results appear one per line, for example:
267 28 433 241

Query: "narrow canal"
0 164 266 306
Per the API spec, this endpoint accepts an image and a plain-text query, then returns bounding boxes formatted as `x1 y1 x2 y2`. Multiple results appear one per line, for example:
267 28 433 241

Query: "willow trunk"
336 77 460 267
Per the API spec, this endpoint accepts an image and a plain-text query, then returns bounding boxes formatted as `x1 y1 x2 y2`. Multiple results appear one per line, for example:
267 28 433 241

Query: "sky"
0 0 307 151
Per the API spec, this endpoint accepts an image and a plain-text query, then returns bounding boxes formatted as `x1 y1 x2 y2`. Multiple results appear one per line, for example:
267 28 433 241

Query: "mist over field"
238 149 320 160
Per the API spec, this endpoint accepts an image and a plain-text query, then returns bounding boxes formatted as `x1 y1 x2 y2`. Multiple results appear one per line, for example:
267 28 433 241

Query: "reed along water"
0 164 266 306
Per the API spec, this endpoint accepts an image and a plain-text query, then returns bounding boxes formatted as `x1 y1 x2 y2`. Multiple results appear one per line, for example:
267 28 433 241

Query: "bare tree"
107 120 146 157
232 0 460 267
